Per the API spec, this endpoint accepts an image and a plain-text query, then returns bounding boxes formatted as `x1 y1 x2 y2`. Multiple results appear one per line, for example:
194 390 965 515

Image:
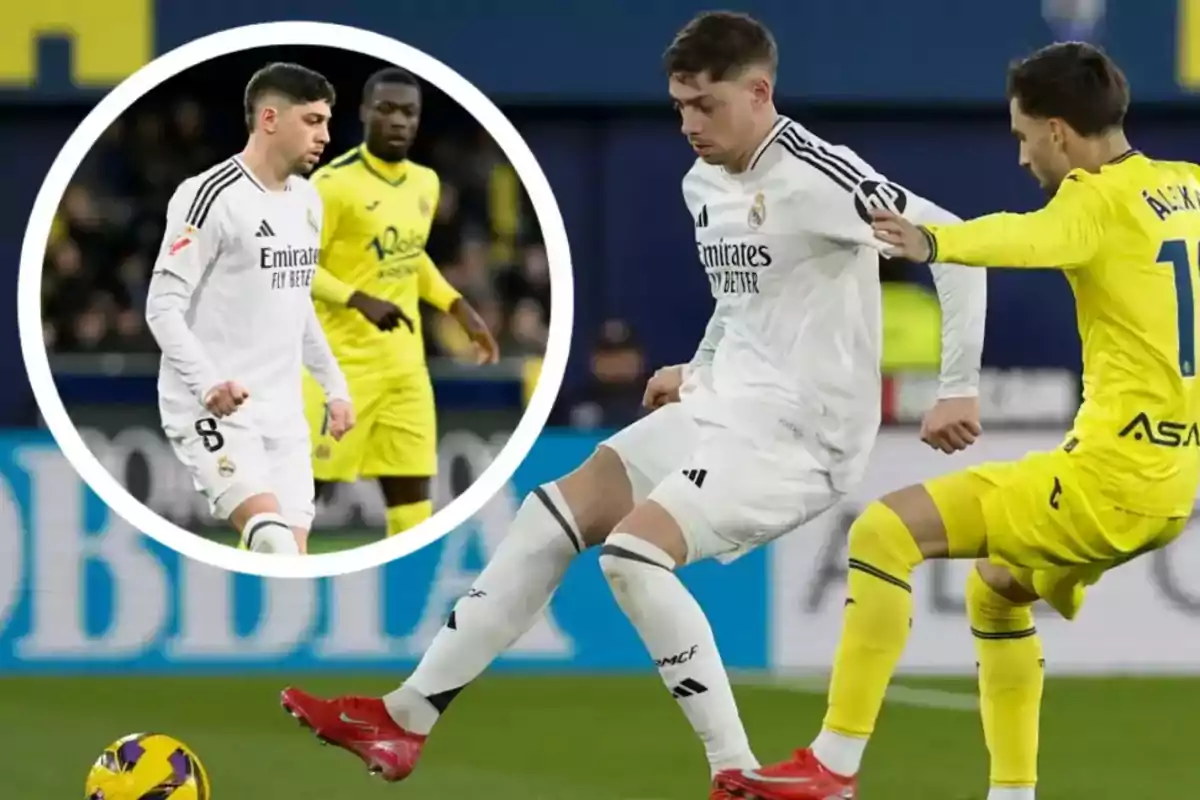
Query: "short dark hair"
243 62 335 131
362 67 420 104
1006 42 1129 136
663 11 778 81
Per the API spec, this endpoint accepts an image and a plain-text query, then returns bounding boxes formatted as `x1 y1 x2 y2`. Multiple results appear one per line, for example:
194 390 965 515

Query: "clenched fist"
203 381 249 418
642 364 687 409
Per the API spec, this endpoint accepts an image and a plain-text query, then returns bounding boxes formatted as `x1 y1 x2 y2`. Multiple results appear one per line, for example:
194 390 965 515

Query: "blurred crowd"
42 99 551 369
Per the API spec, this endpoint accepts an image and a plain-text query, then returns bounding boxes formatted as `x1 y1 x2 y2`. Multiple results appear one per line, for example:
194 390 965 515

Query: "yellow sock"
823 501 924 738
966 567 1042 790
386 501 433 537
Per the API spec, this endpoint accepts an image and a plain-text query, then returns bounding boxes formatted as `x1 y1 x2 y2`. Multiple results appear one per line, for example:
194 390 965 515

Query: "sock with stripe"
385 483 582 734
966 566 1042 795
241 512 298 554
600 532 757 775
988 787 1035 800
386 500 433 537
815 501 923 777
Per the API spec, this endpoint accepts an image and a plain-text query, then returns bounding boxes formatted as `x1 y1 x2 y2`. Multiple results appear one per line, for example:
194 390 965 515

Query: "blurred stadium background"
2 2 1200 797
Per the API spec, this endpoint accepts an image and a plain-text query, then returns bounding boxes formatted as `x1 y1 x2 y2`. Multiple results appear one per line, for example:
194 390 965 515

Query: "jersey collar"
358 145 410 186
231 155 271 192
1106 149 1141 166
744 115 793 174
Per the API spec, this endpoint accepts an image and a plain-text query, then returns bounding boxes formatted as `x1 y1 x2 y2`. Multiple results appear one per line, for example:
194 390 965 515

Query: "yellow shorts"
303 368 437 482
926 447 1186 618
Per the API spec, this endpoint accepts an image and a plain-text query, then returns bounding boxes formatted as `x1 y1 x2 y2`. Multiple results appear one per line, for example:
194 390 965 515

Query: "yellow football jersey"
926 151 1200 518
309 145 461 378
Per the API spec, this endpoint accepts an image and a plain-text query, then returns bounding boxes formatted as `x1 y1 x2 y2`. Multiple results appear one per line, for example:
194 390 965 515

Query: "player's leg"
389 401 700 730
714 468 996 799
167 414 299 555
366 373 438 538
599 425 839 776
381 444 632 734
281 404 701 781
378 476 432 535
968 559 1043 800
266 434 317 554
812 471 994 777
228 493 300 554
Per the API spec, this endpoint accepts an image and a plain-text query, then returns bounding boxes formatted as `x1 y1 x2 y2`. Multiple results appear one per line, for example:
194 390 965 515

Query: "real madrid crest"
217 455 237 477
748 191 766 229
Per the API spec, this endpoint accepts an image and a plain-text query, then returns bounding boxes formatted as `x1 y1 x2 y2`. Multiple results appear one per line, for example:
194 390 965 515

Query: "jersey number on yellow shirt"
1156 238 1198 377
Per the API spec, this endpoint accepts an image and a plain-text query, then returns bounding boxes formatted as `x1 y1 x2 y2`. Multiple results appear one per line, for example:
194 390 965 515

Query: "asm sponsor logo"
1118 411 1200 448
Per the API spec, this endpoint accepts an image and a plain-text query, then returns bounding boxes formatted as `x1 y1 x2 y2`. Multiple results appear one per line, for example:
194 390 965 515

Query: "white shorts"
601 403 843 564
164 412 315 530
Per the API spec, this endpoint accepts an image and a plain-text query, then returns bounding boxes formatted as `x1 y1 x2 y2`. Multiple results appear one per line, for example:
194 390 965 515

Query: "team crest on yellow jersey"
748 191 767 229
314 444 331 460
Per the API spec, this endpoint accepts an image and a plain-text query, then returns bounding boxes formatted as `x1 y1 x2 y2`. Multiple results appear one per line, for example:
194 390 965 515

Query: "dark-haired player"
146 62 352 556
718 41 1200 800
280 14 986 791
299 67 499 539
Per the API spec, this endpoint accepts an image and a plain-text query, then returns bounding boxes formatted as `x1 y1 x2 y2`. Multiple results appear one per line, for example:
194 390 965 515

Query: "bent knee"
598 532 675 584
972 559 1038 605
847 500 924 571
966 560 1037 631
555 445 635 546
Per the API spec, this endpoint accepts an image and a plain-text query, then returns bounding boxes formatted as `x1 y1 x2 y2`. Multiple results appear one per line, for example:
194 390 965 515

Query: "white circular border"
18 22 574 579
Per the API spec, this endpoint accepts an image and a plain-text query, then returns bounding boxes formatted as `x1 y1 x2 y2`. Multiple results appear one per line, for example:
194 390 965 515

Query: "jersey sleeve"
906 200 987 398
302 303 350 402
152 180 224 285
417 252 462 312
685 301 730 378
924 173 1107 269
310 174 357 305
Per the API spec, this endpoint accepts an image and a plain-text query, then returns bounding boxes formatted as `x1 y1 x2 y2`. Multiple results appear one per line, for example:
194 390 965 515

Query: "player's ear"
259 105 278 133
1047 118 1068 152
749 72 772 108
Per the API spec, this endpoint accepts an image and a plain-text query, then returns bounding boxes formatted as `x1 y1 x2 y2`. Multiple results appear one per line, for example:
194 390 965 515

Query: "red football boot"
280 687 426 782
714 749 856 799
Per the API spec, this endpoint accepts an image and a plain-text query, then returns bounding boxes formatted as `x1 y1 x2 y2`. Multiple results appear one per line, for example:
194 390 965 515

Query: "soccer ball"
85 732 210 799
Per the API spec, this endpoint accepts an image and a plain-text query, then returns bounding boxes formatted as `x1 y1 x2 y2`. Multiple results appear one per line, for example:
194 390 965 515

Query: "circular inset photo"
19 23 573 579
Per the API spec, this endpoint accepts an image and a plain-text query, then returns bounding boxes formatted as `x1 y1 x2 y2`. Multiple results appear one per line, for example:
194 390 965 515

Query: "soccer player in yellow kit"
303 67 499 539
717 43 1200 800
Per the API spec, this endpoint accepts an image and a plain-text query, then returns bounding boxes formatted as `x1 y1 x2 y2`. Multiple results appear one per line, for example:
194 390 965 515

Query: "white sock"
241 512 298 554
988 788 1035 800
811 728 867 777
599 532 756 776
384 483 582 734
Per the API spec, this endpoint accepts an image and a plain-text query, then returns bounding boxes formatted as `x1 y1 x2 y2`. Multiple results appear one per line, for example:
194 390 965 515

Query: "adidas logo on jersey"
696 205 709 228
255 219 276 238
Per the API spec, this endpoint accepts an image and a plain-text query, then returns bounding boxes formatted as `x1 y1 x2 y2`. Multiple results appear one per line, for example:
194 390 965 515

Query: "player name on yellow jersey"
926 151 1200 518
310 145 461 378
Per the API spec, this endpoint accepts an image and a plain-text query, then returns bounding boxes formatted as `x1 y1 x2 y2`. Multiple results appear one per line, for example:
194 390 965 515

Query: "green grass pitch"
5 673 1198 798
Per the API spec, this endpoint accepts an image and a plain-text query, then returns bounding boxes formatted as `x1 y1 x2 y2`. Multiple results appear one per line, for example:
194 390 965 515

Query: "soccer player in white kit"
279 12 987 789
145 63 353 555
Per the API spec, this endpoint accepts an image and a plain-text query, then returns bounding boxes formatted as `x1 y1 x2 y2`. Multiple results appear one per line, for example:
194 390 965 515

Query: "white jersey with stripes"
679 117 986 490
149 155 328 438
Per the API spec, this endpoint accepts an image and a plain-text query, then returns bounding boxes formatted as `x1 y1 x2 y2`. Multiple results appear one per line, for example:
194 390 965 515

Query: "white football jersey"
680 117 985 489
151 155 324 436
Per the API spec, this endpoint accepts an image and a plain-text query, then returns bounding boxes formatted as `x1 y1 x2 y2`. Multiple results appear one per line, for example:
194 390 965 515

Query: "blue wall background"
0 430 769 673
